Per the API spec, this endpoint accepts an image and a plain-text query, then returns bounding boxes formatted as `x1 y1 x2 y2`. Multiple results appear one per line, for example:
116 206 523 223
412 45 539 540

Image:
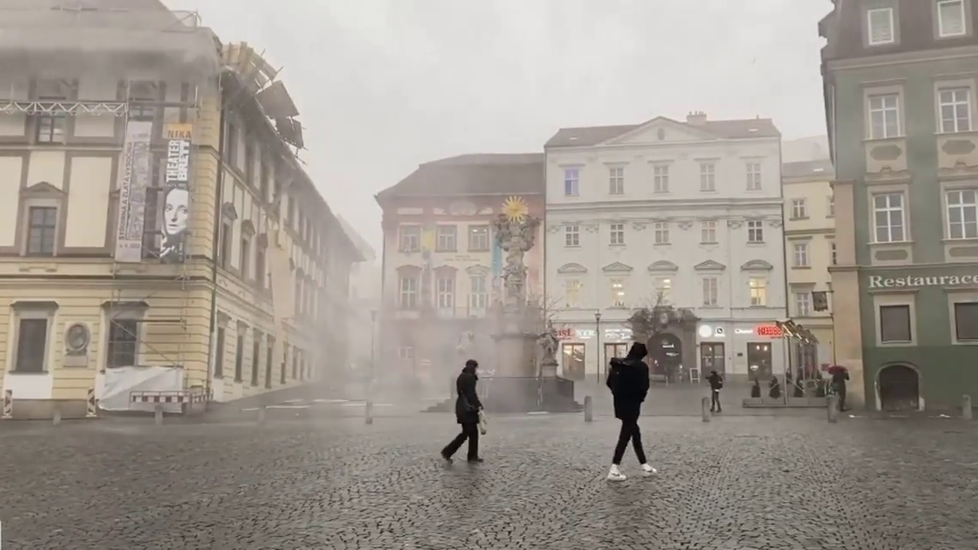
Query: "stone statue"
492 212 540 308
456 330 475 357
537 320 559 366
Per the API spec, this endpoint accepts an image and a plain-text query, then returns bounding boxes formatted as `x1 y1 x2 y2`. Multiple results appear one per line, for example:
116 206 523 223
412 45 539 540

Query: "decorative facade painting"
113 120 154 263
160 123 192 263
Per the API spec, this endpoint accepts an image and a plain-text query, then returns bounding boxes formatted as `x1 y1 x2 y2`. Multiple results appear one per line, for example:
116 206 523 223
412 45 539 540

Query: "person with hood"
441 359 484 463
605 342 656 481
706 369 723 413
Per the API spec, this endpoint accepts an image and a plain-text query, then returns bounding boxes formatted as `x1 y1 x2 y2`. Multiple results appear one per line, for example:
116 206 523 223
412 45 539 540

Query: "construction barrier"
2 389 11 419
130 390 208 404
86 387 97 418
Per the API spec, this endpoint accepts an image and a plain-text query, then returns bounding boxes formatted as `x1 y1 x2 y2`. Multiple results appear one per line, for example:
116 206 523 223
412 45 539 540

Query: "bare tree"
626 291 698 380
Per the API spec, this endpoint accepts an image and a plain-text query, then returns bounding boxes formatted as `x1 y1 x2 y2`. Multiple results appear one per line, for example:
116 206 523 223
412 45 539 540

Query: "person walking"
831 366 850 412
706 369 723 413
605 342 656 481
441 359 484 463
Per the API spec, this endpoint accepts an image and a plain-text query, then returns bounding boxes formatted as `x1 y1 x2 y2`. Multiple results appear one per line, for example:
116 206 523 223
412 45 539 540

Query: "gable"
602 261 633 273
741 259 774 271
647 260 679 273
694 260 727 271
602 117 717 146
557 262 588 274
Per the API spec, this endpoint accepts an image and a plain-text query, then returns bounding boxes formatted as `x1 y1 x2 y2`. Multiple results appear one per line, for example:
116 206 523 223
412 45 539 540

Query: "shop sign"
577 329 596 339
603 328 633 340
698 325 725 338
734 326 783 337
868 274 978 289
556 328 574 340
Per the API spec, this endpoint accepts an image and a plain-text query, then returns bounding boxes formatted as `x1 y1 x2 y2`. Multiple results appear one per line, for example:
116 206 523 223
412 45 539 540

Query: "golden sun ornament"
501 196 529 222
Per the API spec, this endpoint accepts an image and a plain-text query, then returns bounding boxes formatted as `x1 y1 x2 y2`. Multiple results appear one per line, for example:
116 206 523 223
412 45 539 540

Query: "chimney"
686 111 707 125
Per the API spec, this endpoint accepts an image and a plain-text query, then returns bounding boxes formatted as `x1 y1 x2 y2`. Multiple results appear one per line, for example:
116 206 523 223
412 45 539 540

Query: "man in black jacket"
605 342 656 481
441 359 484 463
706 370 723 413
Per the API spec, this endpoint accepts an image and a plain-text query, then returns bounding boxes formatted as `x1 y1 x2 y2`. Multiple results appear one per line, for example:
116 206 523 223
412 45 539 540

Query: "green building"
821 0 978 410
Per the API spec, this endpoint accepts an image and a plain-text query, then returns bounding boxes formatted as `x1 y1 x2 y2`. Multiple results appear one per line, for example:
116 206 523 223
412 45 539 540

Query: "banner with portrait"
160 123 192 264
113 120 153 263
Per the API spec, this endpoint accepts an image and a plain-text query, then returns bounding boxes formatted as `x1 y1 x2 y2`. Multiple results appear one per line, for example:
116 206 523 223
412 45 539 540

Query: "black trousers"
612 418 647 465
836 386 847 410
443 422 479 460
711 389 721 411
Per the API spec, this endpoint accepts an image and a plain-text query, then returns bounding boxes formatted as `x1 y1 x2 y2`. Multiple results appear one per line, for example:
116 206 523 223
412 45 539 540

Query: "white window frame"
564 225 580 247
653 222 669 244
946 189 978 240
653 164 669 193
873 192 906 243
747 220 764 243
435 225 457 252
399 226 420 253
398 275 419 309
868 94 901 139
10 306 55 374
609 223 625 245
469 275 487 311
564 278 582 308
609 166 624 195
436 276 455 310
791 198 808 219
938 0 967 38
867 7 896 45
938 87 972 133
702 277 719 306
795 292 812 317
468 225 490 251
610 278 627 308
564 168 579 196
398 346 414 361
701 220 717 244
875 294 916 347
699 163 716 192
793 242 810 267
746 162 762 191
654 277 672 305
749 278 767 307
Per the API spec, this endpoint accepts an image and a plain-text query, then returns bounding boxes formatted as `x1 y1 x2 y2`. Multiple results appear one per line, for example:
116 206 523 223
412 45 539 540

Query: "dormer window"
867 7 895 46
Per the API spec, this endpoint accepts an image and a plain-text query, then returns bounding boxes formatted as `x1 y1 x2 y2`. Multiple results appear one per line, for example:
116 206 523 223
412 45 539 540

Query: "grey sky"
165 0 830 252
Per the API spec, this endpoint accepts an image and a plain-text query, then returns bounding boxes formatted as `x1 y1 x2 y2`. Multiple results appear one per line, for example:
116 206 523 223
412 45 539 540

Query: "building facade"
376 154 544 385
782 159 837 372
544 113 788 384
0 2 358 419
821 0 978 409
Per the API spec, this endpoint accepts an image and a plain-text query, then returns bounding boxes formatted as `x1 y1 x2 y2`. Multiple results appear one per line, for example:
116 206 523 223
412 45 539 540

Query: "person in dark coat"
831 368 850 411
441 359 483 463
706 370 723 413
605 342 655 481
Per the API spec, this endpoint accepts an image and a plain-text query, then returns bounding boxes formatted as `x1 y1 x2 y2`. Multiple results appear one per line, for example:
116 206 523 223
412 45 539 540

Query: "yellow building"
782 159 836 372
0 3 359 419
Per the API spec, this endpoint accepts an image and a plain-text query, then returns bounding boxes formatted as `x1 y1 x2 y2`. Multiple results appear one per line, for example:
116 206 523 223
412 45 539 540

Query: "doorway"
878 364 920 411
746 342 773 380
604 343 628 370
700 343 725 375
561 343 586 381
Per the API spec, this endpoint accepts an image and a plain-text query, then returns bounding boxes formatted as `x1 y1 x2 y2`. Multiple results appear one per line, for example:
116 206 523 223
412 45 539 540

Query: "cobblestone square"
2 414 976 549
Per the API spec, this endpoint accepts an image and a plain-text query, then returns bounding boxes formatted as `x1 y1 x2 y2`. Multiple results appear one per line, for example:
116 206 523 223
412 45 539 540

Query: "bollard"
2 389 12 419
584 395 593 423
257 406 267 425
964 395 973 420
701 397 710 423
365 400 374 425
827 394 838 424
154 403 164 426
52 406 62 426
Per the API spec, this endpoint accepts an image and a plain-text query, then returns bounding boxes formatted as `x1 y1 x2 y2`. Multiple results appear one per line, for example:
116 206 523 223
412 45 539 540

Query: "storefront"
556 325 633 381
695 321 788 384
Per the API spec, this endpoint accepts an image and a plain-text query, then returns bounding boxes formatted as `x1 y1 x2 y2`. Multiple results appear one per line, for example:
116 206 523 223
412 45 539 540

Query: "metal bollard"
154 403 164 426
52 406 62 426
257 406 267 425
701 397 710 422
964 395 973 420
584 395 593 422
827 394 838 424
365 400 374 425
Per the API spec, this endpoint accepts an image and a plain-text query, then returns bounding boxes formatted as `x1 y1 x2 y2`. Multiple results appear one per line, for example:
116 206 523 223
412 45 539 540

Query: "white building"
544 112 788 384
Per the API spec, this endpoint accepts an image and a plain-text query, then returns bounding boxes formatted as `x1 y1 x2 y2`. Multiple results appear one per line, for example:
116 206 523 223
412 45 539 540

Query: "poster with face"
160 123 192 264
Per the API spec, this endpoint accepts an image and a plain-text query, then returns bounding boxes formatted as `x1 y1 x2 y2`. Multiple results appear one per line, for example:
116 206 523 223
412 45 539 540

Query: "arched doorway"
878 364 920 411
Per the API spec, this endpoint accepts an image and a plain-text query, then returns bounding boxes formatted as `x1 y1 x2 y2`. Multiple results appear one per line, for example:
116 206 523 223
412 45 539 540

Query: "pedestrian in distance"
706 369 723 413
830 366 850 412
605 342 656 482
441 359 484 463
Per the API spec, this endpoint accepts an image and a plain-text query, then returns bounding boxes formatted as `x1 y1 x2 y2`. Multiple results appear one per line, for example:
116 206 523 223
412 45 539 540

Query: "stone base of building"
1 398 89 420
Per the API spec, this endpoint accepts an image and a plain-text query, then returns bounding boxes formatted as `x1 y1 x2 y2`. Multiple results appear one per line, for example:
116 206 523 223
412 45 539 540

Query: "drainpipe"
205 75 229 405
778 138 791 404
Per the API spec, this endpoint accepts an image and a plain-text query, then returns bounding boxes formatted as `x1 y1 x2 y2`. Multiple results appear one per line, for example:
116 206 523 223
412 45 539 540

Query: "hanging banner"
113 120 154 263
160 123 192 264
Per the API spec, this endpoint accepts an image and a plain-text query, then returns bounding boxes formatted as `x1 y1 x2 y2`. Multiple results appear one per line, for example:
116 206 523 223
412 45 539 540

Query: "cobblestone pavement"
2 414 977 550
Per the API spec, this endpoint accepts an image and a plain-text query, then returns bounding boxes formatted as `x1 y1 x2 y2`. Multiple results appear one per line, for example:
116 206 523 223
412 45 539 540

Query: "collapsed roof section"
0 0 221 82
223 43 304 149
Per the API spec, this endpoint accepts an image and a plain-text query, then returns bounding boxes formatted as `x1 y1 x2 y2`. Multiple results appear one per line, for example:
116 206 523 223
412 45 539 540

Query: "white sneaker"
607 464 627 482
641 463 657 476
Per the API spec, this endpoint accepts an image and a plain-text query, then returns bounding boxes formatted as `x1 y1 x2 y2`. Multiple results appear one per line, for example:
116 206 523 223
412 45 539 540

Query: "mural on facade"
160 123 192 263
113 120 154 263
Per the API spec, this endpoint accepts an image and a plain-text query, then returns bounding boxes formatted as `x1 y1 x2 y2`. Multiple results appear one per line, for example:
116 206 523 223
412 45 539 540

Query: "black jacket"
454 364 482 424
606 343 650 421
706 372 723 390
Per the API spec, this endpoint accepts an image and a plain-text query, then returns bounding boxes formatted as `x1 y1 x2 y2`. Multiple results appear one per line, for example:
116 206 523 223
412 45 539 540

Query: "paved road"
2 414 977 549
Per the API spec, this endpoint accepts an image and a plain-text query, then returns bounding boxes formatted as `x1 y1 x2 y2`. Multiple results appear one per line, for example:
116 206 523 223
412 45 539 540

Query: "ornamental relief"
583 224 599 233
631 222 647 231
727 220 744 229
677 220 694 230
767 218 783 228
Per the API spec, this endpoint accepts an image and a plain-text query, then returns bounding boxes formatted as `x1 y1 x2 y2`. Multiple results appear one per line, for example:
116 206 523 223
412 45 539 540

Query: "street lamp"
369 309 378 397
594 311 602 384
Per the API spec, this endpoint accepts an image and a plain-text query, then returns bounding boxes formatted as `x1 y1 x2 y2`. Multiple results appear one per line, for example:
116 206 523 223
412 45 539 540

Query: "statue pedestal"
491 330 537 377
540 359 558 378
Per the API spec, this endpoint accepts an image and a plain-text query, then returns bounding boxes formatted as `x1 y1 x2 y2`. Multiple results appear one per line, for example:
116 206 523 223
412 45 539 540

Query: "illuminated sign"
734 325 783 337
868 274 978 289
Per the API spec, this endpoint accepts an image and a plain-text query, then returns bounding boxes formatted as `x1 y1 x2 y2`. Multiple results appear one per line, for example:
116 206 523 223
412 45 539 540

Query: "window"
264 335 274 388
954 302 978 341
398 346 414 361
746 162 762 191
294 278 304 318
435 225 457 252
747 220 764 243
565 225 580 247
13 318 48 373
795 292 812 316
292 349 299 379
796 343 818 371
791 198 808 219
468 225 490 251
565 279 581 308
244 142 256 185
610 279 627 307
399 226 420 253
240 236 251 279
436 276 455 310
867 7 895 45
830 241 837 265
225 122 239 167
700 163 716 192
259 158 270 202
609 167 624 195
701 220 717 243
702 277 719 306
653 222 669 244
26 206 57 256
564 168 579 196
214 326 226 378
470 276 487 311
219 222 232 269
869 94 901 138
281 345 289 384
398 274 419 308
873 193 906 243
947 189 978 239
255 246 267 289
562 343 586 381
827 194 835 217
793 242 810 267
106 319 138 368
938 0 966 37
654 277 672 305
610 223 625 245
879 304 912 343
127 81 157 120
251 330 262 386
749 278 767 306
939 87 972 133
36 103 67 144
653 164 669 193
233 328 245 382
